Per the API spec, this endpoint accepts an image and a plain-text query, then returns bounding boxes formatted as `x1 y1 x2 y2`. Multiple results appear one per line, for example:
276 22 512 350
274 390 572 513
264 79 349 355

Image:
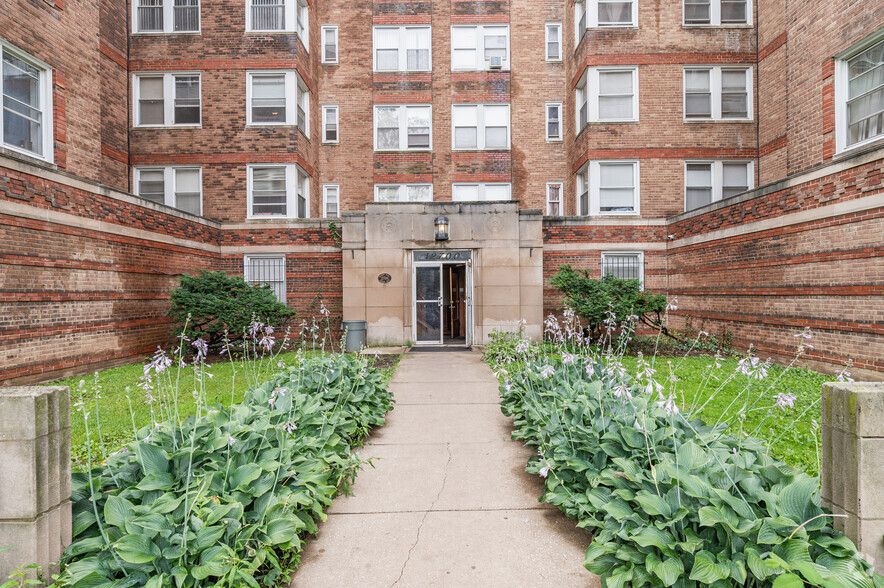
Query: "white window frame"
322 104 339 144
373 184 434 202
322 183 340 218
601 251 644 287
245 0 308 42
372 26 432 72
683 65 753 121
321 25 339 64
683 0 752 26
0 41 54 163
575 66 639 130
246 163 310 219
451 103 511 151
835 31 884 154
133 72 202 127
245 70 308 131
451 25 511 71
545 22 562 62
683 160 754 211
132 0 201 34
134 166 203 215
451 183 512 201
575 160 640 216
546 181 563 215
546 102 563 141
244 254 287 303
373 105 433 151
575 0 638 39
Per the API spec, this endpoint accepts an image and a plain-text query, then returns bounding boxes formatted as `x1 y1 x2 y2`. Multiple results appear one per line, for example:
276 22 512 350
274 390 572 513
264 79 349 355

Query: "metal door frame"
411 252 473 346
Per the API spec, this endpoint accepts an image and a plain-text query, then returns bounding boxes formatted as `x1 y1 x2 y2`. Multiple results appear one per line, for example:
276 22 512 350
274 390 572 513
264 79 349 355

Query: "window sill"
246 30 297 35
321 61 339 66
683 118 754 123
451 148 511 152
373 70 432 74
682 24 753 29
322 141 340 146
0 144 56 168
132 31 201 36
247 123 297 128
451 69 511 73
246 216 310 221
374 149 433 153
588 120 640 125
133 124 203 129
835 135 884 159
546 138 564 143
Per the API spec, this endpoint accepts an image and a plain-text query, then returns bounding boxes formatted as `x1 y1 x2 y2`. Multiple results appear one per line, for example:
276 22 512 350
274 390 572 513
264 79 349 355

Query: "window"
246 71 309 131
374 184 433 202
323 184 339 217
322 25 338 63
247 0 308 38
575 0 637 39
546 102 562 141
451 183 512 201
684 66 752 120
373 26 431 72
134 73 201 126
546 182 563 215
684 0 750 26
575 161 639 215
546 23 562 61
836 35 884 152
684 160 752 210
244 255 287 303
576 67 638 130
452 104 510 150
452 25 510 71
322 104 339 143
134 167 202 215
247 164 310 218
374 105 432 151
602 252 644 286
0 42 53 161
134 0 199 33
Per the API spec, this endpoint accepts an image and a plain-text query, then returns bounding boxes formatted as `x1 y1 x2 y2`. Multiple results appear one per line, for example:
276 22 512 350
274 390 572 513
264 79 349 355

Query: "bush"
59 354 393 588
169 271 296 348
487 337 883 587
549 266 669 340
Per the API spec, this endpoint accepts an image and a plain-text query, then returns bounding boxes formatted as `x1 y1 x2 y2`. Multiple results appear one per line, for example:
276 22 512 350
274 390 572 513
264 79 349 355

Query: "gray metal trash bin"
341 320 368 352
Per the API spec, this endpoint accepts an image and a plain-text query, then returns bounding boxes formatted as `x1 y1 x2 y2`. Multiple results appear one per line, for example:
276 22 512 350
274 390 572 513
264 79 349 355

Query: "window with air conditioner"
374 184 433 202
248 164 310 218
451 183 512 201
0 41 53 162
134 0 200 33
684 160 753 211
451 25 510 71
835 33 884 153
452 104 510 150
134 166 202 215
246 71 309 132
374 105 432 151
244 255 287 302
684 66 752 120
373 26 431 72
575 161 639 215
684 0 750 26
134 73 201 127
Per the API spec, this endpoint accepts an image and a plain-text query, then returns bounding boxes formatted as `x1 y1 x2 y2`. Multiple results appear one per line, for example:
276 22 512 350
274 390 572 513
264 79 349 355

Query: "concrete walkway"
293 351 600 588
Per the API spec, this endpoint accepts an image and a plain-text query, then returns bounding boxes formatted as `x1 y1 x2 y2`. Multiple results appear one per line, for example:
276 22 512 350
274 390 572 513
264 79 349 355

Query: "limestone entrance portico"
341 202 543 346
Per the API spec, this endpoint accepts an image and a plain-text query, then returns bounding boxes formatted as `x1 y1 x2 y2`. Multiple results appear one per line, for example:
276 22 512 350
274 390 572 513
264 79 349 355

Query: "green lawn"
619 355 833 476
53 351 400 470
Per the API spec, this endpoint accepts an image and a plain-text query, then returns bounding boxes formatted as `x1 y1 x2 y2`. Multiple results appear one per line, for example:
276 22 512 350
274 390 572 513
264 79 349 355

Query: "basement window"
244 255 287 303
602 252 644 287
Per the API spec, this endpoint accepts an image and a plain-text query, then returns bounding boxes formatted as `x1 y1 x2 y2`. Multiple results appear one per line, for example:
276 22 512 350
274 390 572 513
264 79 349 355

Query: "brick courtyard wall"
666 146 884 379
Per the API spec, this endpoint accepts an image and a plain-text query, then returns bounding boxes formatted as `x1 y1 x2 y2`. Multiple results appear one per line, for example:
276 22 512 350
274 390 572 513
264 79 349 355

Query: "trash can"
341 320 368 353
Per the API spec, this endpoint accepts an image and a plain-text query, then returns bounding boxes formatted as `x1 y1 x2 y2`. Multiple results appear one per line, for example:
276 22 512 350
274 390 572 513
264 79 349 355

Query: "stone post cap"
822 382 884 437
0 387 70 440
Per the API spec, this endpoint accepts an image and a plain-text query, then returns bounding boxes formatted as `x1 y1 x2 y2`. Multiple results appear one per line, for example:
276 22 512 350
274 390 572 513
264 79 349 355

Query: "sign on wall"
413 250 472 262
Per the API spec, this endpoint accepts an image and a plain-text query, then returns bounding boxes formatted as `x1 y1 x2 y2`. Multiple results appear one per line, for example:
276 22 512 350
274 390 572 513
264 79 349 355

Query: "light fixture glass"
434 215 449 241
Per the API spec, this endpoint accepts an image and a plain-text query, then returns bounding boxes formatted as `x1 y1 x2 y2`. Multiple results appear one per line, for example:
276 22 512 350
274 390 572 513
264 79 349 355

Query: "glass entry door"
414 264 443 344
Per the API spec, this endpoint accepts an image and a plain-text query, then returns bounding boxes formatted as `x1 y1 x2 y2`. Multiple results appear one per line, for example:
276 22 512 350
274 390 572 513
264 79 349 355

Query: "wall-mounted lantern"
434 216 449 241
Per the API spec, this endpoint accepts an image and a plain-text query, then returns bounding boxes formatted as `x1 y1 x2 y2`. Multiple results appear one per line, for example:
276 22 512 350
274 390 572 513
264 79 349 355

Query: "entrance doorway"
413 251 473 346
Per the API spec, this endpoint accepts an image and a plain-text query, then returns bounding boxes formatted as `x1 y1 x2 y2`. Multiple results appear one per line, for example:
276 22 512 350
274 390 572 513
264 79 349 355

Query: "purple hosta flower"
259 333 276 352
515 339 530 355
320 302 331 317
585 362 595 379
836 360 855 383
282 422 298 434
644 379 664 396
538 461 550 478
539 365 556 379
775 392 796 411
699 330 709 337
793 327 814 350
495 368 510 379
613 383 632 401
737 356 768 380
602 310 618 330
656 394 679 416
633 417 646 433
73 400 85 413
667 298 678 312
147 346 173 375
562 353 576 365
268 387 285 409
713 352 723 370
248 320 265 338
228 435 237 447
192 338 208 363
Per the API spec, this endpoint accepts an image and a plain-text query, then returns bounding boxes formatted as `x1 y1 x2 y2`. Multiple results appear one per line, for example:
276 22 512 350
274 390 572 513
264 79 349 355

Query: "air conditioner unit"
489 56 503 70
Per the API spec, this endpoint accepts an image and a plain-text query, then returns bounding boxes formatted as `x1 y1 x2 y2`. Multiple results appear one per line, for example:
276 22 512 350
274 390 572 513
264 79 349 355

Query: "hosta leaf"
145 574 166 588
746 548 780 579
600 497 634 520
114 533 160 564
649 554 684 586
72 508 98 537
137 473 175 491
194 525 226 552
778 478 822 524
134 442 169 476
630 526 675 552
265 518 299 545
635 490 672 517
772 573 804 588
230 463 262 490
103 495 134 528
603 565 634 588
677 441 707 471
688 551 729 584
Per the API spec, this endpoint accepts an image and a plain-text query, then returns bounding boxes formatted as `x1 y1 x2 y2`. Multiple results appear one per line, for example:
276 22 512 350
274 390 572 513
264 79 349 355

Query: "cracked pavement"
292 350 600 588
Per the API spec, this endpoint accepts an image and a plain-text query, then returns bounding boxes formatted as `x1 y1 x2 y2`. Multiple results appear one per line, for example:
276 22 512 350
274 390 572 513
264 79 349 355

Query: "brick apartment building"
0 0 881 382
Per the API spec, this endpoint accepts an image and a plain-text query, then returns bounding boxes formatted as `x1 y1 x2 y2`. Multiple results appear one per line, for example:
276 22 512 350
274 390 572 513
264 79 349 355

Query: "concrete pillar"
821 382 884 573
0 387 71 578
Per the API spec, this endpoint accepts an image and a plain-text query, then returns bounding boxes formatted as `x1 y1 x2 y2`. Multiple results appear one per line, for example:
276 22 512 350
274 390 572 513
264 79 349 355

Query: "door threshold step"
409 346 472 352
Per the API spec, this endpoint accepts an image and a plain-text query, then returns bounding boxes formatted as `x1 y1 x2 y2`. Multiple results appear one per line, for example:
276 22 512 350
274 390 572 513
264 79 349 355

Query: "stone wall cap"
822 382 884 437
0 386 68 398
